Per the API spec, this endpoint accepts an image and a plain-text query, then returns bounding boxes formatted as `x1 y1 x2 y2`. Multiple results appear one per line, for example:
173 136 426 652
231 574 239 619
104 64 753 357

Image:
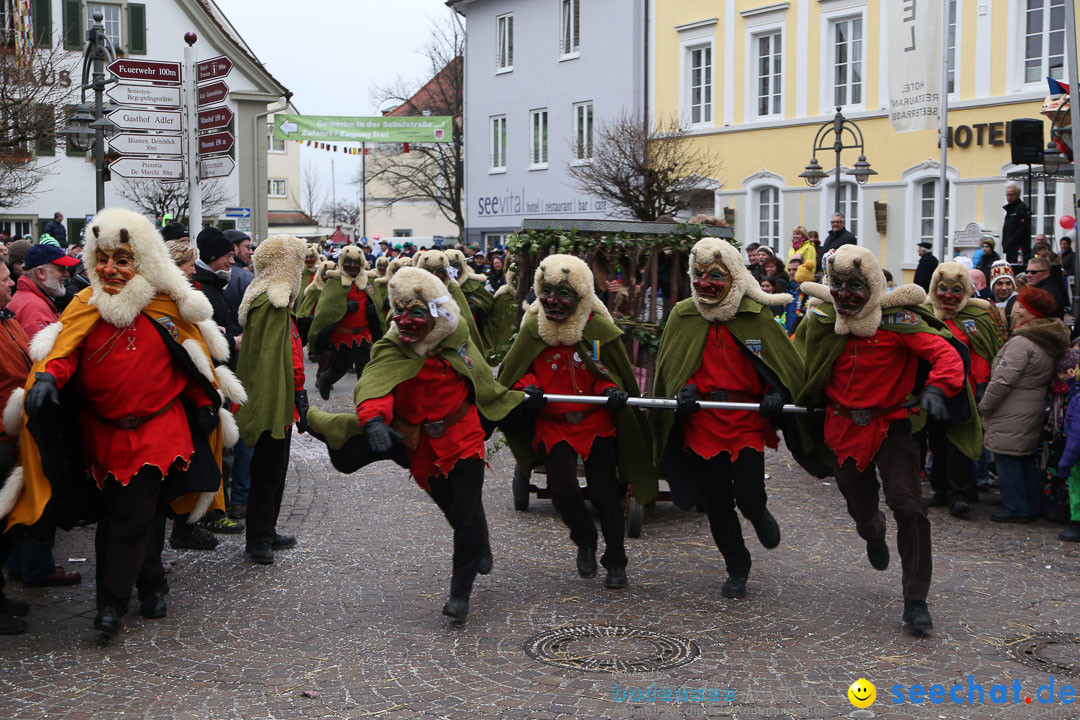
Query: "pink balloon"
1061 215 1076 230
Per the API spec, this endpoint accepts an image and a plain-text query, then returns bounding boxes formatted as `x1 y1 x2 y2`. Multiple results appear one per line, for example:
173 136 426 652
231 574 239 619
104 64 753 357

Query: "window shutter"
61 0 82 50
127 4 146 55
573 0 579 50
32 0 52 47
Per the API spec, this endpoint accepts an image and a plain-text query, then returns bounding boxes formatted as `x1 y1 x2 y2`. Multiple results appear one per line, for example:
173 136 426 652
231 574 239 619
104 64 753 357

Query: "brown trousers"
832 420 932 602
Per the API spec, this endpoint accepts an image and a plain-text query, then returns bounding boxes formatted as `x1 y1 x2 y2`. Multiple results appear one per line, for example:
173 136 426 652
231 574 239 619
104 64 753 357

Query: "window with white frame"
87 3 122 49
1025 0 1065 84
757 186 781 248
1033 180 1060 237
268 179 287 197
755 31 782 118
496 13 514 71
560 0 579 57
687 44 713 125
834 183 860 239
918 181 950 246
268 123 286 153
490 115 507 171
530 109 548 168
946 0 958 94
0 219 32 239
830 16 863 108
573 101 593 162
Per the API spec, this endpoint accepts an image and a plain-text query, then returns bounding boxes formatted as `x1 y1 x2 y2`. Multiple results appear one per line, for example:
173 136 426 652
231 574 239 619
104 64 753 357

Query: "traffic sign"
109 157 184 179
198 131 234 156
105 83 181 108
107 59 181 84
225 207 251 218
196 56 233 83
199 155 235 179
197 106 233 132
108 107 182 132
107 133 183 156
197 81 229 107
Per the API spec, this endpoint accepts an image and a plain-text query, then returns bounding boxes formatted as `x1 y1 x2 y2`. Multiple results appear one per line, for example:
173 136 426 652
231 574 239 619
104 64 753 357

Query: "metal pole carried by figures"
539 394 815 415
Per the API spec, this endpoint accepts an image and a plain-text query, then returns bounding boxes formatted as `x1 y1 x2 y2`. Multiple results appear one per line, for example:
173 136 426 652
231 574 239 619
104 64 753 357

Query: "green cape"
307 278 387 354
934 303 1002 366
370 280 389 316
794 301 983 461
307 320 523 450
484 288 518 361
292 267 317 317
236 294 296 446
497 311 659 503
450 281 486 356
294 283 321 319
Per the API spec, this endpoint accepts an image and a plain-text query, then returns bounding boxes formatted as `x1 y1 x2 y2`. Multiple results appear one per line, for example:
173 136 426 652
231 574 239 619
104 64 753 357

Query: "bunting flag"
13 0 34 68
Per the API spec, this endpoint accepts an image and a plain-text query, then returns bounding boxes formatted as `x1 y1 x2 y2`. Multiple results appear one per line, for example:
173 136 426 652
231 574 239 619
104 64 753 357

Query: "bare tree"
567 113 723 221
117 178 230 222
300 160 322 220
355 15 464 237
0 44 79 209
322 200 361 227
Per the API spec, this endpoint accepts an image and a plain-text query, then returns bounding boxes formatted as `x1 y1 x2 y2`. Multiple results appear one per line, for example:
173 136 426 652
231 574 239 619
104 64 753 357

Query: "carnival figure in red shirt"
498 255 657 590
307 268 523 624
3 208 244 635
309 245 386 400
652 237 811 600
924 262 1001 517
291 242 324 347
796 246 974 636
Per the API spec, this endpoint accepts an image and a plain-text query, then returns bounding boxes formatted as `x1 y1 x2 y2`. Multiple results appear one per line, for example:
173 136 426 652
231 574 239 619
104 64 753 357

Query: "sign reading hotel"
273 114 453 143
887 0 942 133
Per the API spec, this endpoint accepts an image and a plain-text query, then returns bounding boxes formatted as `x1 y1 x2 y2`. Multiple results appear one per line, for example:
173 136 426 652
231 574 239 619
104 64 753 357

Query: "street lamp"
1043 141 1067 174
58 11 117 212
800 107 876 216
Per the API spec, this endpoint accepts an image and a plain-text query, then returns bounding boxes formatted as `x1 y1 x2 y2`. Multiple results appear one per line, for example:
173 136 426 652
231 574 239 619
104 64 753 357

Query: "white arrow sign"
279 119 299 136
107 133 183 156
109 157 184 180
105 83 181 108
199 155 235 179
107 107 182 132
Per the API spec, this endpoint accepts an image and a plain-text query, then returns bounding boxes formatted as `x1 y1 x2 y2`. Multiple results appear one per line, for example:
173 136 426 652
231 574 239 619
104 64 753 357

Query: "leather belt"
708 390 759 403
391 402 473 449
96 397 178 431
832 403 903 427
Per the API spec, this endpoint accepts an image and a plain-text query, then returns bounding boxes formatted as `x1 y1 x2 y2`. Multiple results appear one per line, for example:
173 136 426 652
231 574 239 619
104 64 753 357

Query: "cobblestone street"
1 375 1079 720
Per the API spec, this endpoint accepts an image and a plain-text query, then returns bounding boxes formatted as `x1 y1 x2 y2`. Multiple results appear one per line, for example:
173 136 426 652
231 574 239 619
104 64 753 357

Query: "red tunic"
46 314 213 487
290 318 306 424
682 324 776 460
329 285 372 348
824 328 965 471
944 318 991 389
512 345 617 459
356 355 483 489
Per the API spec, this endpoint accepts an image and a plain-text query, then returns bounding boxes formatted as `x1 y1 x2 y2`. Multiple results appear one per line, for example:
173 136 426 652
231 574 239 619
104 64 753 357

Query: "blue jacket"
1058 382 1080 474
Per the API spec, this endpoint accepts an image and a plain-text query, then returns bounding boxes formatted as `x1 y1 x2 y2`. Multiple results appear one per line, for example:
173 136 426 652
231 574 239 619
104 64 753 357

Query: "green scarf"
450 281 486 355
484 289 518 360
497 311 659 503
794 301 983 461
291 267 316 316
236 294 295 445
308 321 523 450
307 278 386 354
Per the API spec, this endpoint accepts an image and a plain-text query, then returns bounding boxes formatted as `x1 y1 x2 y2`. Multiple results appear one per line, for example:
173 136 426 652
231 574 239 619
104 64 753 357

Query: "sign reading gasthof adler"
887 0 942 133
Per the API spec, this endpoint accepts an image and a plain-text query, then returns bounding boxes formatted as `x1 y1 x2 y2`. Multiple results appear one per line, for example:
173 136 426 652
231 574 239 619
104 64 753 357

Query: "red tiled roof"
383 56 461 117
268 210 317 226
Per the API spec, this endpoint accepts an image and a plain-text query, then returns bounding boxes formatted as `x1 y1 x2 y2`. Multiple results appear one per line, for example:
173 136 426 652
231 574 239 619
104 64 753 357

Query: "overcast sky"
214 0 459 220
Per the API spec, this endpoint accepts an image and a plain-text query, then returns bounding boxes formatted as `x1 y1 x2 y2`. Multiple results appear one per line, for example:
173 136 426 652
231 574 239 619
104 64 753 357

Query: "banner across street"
272 114 453 144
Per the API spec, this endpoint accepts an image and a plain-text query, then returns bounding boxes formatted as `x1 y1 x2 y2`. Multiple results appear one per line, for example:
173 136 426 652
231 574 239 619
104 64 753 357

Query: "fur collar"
1014 317 1070 358
388 267 460 357
687 237 789 323
801 281 928 336
326 246 368 290
929 262 974 319
526 295 612 347
238 235 306 327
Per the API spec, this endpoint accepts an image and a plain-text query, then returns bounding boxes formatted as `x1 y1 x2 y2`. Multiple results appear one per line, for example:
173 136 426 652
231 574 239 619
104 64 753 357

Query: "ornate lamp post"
799 107 876 217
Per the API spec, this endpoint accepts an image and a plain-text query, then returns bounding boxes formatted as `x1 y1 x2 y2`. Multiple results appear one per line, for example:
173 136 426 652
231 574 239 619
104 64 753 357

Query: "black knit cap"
197 227 232 263
161 222 188 241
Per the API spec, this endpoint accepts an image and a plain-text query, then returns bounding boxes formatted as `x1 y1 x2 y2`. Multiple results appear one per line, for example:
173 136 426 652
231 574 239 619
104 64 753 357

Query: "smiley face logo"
847 678 876 708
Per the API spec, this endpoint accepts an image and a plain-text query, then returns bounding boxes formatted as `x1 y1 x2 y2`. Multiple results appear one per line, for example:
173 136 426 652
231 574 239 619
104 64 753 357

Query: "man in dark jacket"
913 242 938 292
1002 183 1031 263
223 230 254 324
195 228 241 365
1026 257 1066 320
821 213 857 253
43 212 66 248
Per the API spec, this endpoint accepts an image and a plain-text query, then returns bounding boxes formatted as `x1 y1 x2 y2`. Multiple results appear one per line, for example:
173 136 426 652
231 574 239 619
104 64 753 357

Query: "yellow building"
651 0 1079 278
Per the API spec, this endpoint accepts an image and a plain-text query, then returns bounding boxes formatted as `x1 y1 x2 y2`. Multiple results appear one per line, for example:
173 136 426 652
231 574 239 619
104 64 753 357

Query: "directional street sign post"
273 113 453 143
107 59 182 84
107 133 183 156
199 155 235 179
197 106 233 131
225 207 251 233
108 107 182 132
196 81 229 107
197 131 234 156
196 56 233 83
105 83 181 108
109 157 184 180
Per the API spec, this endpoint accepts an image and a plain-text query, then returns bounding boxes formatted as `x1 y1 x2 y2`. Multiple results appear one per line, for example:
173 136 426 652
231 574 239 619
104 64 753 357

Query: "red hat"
1016 286 1055 318
23 243 79 270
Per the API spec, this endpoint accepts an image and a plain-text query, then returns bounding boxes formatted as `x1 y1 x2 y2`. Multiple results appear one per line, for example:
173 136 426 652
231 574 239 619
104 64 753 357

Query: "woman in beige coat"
979 287 1070 523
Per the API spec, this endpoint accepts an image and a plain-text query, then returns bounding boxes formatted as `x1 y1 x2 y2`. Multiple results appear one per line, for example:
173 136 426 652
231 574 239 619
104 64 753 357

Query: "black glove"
346 300 360 313
521 385 546 409
759 391 785 424
192 405 219 439
975 382 987 404
918 385 949 422
603 386 629 412
365 417 392 453
294 390 310 434
0 440 14 477
676 385 701 415
24 372 59 419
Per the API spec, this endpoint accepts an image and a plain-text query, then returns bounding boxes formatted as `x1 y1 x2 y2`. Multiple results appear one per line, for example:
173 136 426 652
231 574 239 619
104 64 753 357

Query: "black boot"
477 551 493 575
245 544 274 564
170 522 219 551
721 575 747 599
442 595 469 624
604 566 627 589
902 600 933 636
93 606 123 634
948 499 970 518
1059 522 1080 542
272 533 297 550
139 591 167 619
751 508 781 549
576 545 597 578
0 615 26 635
866 538 890 571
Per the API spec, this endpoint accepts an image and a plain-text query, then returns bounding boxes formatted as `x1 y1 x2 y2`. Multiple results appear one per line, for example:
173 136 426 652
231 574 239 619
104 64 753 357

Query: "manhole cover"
523 624 700 673
1006 632 1080 678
